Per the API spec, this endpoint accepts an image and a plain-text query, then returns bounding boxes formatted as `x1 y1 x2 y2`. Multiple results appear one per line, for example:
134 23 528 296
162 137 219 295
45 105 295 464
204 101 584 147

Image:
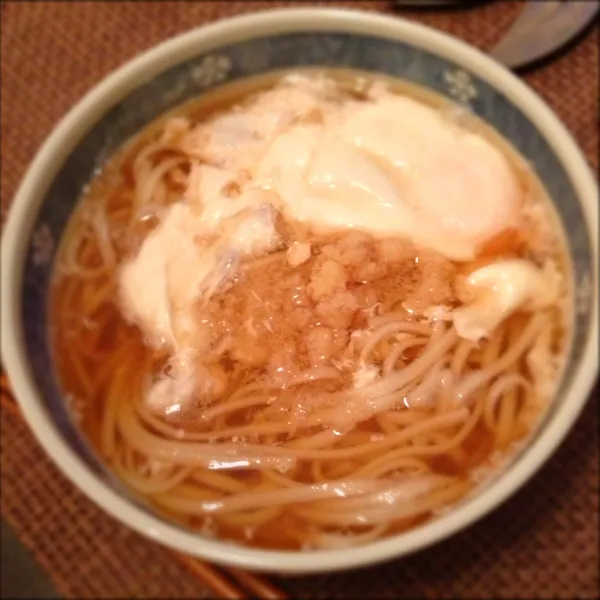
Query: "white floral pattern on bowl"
443 68 478 104
576 271 593 317
190 54 232 88
31 223 53 266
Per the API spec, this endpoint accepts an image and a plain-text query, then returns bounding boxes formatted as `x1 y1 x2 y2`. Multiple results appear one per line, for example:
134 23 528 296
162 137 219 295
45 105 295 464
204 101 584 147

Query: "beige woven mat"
1 2 598 598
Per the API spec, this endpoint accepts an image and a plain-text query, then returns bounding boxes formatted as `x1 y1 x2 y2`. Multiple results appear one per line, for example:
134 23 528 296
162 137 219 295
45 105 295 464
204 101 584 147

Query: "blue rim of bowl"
1 8 598 573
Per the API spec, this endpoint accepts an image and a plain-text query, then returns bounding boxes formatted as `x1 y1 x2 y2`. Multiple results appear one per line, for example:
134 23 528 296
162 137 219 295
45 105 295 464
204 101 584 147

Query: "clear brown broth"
50 70 570 550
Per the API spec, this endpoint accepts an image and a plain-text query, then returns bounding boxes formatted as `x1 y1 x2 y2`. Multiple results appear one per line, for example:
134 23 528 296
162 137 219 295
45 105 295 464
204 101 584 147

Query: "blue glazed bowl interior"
19 30 595 522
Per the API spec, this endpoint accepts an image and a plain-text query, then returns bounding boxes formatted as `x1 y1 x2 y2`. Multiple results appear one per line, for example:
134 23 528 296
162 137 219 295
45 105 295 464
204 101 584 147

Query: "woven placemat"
1 2 598 598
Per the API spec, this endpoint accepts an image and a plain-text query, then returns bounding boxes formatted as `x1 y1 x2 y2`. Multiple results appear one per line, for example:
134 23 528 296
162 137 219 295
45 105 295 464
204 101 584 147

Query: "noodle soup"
50 72 570 551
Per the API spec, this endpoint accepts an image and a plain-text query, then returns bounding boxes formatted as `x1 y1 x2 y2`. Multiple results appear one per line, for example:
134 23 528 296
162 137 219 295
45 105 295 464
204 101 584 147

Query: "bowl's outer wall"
1 12 597 573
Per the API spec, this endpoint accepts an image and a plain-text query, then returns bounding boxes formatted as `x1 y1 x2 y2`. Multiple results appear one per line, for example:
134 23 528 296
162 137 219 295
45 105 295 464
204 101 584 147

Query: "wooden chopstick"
171 550 250 599
227 567 288 600
0 375 287 600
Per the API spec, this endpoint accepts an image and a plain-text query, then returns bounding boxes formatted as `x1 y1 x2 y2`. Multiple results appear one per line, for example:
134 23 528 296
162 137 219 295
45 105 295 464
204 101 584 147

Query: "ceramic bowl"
1 8 597 574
